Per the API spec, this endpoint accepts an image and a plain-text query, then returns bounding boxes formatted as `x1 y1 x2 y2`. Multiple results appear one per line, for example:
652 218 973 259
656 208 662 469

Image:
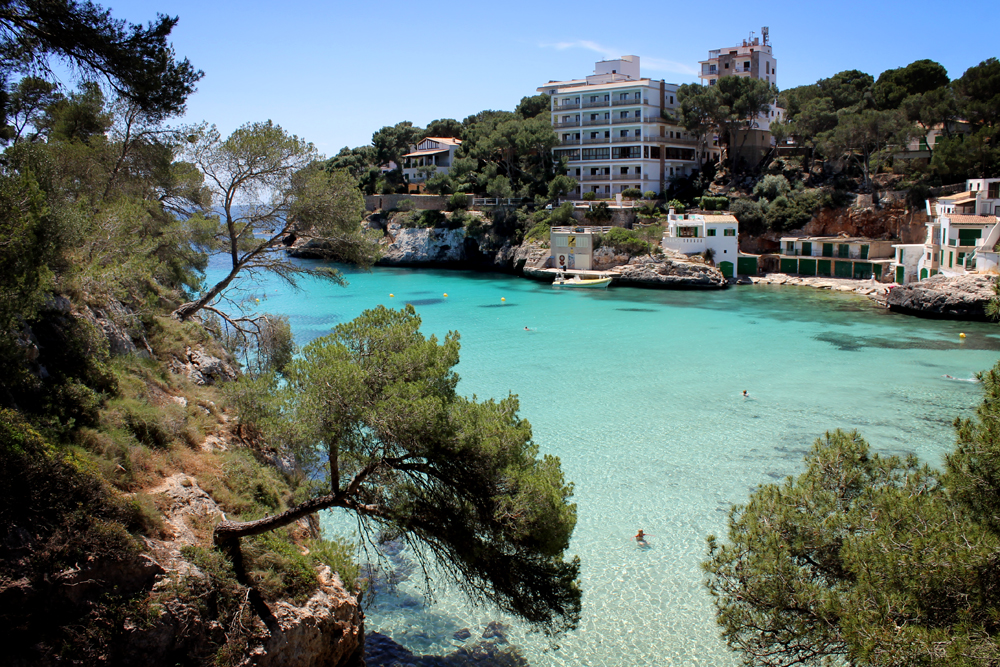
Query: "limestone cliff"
886 274 996 320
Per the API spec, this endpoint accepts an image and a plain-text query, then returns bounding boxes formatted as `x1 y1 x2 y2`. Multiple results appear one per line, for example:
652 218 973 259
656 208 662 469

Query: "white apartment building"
537 56 701 197
906 178 1000 282
402 137 462 186
697 28 783 162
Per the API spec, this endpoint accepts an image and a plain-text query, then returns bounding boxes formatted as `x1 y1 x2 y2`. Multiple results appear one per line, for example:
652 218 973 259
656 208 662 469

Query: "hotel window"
604 94 610 101
621 167 629 175
604 112 610 119
604 130 610 137
620 92 628 100
634 110 641 117
591 132 598 139
635 166 641 175
634 92 640 100
710 79 716 86
634 129 641 137
620 111 629 119
591 114 598 120
724 229 735 236
620 129 629 137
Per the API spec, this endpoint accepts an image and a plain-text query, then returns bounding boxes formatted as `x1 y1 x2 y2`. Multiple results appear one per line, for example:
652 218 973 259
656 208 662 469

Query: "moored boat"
552 273 613 289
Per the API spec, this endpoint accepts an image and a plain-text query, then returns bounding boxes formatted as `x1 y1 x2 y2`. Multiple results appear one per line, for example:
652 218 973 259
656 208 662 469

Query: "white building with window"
909 179 1000 282
402 137 462 187
537 56 702 198
661 212 740 277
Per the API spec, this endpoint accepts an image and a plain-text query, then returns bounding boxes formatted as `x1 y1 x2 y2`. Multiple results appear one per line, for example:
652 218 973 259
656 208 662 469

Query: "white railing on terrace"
551 226 614 233
472 198 527 207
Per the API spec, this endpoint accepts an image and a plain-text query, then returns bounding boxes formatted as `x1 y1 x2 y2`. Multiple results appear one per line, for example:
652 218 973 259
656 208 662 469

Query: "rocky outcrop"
378 224 466 265
512 241 549 271
168 346 238 385
610 253 727 289
886 274 996 320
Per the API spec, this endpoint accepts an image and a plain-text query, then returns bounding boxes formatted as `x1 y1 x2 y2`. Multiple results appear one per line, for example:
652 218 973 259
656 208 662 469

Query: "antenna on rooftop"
762 26 769 46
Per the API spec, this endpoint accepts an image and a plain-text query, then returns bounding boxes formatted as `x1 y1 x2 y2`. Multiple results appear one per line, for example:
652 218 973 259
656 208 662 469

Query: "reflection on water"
206 258 998 666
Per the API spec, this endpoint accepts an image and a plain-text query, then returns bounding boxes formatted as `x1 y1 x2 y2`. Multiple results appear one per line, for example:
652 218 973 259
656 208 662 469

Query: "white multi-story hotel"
537 56 702 197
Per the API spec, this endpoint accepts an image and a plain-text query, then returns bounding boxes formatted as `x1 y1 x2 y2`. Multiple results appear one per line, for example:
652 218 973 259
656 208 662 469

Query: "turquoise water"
210 257 1000 666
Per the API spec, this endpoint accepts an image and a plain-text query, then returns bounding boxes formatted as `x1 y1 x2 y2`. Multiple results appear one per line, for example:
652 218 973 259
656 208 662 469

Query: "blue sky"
104 0 996 156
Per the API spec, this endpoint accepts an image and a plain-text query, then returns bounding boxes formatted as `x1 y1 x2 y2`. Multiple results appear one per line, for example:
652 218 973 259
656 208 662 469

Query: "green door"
873 264 883 279
822 243 833 257
780 257 798 274
959 228 982 244
860 244 869 259
799 258 816 275
853 262 872 279
737 256 757 275
719 261 733 278
838 244 849 258
817 259 831 276
801 242 812 256
834 260 852 277
920 268 928 279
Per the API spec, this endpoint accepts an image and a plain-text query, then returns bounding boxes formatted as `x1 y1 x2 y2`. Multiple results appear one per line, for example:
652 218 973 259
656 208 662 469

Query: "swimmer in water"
944 374 981 383
635 530 649 545
742 390 748 398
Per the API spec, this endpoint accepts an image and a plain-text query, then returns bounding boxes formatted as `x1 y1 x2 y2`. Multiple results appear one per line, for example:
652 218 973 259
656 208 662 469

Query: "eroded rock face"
611 254 727 289
249 568 364 667
168 346 238 385
886 274 996 320
378 224 466 265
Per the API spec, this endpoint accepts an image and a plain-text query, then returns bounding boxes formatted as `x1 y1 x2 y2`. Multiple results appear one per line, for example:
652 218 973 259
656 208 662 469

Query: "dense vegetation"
706 361 1000 665
0 1 581 663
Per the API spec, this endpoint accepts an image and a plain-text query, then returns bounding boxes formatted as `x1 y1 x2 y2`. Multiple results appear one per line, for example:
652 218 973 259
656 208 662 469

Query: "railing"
582 118 610 127
553 120 580 128
554 102 581 110
552 226 613 233
580 173 611 182
558 137 580 145
472 197 527 207
612 99 641 106
612 116 641 124
612 173 646 181
581 136 609 144
612 135 641 143
582 100 609 109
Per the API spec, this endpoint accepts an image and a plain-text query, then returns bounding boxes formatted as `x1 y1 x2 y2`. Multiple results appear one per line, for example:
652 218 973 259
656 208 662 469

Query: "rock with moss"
611 253 727 289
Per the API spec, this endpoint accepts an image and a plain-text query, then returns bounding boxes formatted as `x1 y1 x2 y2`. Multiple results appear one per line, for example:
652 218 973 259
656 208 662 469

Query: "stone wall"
364 195 449 212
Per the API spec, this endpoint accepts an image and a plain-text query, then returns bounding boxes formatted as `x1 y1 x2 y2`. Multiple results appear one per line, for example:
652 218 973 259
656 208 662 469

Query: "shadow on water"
615 308 657 312
815 332 1000 352
405 299 444 307
478 303 518 308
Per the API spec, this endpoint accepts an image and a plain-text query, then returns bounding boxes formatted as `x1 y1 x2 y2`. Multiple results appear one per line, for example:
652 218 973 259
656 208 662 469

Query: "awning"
403 148 449 158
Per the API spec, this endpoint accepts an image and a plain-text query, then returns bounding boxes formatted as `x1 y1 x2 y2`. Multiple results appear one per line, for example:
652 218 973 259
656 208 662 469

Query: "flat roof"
942 214 999 225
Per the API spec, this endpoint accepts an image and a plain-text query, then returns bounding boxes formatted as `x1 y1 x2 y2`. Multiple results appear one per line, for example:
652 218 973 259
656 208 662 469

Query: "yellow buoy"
255 298 259 303
443 293 448 297
389 293 394 297
960 332 967 338
501 297 506 302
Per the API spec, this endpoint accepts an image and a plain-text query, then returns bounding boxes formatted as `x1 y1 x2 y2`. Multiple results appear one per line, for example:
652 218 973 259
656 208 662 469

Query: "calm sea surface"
209 256 1000 666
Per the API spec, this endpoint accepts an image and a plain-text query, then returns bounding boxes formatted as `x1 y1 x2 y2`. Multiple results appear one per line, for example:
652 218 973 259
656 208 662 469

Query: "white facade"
538 56 701 197
402 137 462 185
890 244 925 284
661 212 739 271
915 180 1000 281
550 226 608 271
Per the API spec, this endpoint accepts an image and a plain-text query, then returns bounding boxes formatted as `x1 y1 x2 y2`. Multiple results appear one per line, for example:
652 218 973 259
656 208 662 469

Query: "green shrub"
596 227 652 256
752 174 791 201
585 201 613 224
447 192 469 210
309 537 360 591
245 531 319 604
697 196 729 211
730 198 766 235
549 201 576 226
665 199 686 213
525 220 551 242
621 188 643 200
394 199 414 212
582 191 597 201
643 190 658 200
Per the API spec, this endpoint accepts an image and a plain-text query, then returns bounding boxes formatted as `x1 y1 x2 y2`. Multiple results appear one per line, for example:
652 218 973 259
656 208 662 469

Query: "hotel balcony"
612 99 644 107
553 102 581 111
581 173 611 182
612 135 641 143
558 137 581 146
582 100 610 109
611 173 646 181
612 116 642 124
582 118 610 127
581 136 609 144
553 120 581 129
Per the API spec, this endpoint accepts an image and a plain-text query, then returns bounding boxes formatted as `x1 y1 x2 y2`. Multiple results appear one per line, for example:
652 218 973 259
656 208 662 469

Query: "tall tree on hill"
0 0 202 122
372 121 421 191
820 108 912 194
172 121 380 329
873 59 949 111
214 305 582 635
421 117 462 139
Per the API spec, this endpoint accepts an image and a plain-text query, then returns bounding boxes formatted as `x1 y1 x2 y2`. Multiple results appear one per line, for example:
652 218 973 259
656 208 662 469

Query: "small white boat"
552 273 613 289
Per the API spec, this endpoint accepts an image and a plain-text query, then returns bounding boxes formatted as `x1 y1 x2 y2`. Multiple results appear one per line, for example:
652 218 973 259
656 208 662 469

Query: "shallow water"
210 257 1000 666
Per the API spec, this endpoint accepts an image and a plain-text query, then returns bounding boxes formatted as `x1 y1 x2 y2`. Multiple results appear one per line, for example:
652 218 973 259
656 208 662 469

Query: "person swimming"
943 374 980 383
742 390 748 398
635 529 648 545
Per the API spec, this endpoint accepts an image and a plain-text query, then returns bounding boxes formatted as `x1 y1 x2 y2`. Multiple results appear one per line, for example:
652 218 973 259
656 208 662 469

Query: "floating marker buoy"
255 298 259 303
443 293 448 297
389 293 394 297
501 297 506 302
960 332 967 338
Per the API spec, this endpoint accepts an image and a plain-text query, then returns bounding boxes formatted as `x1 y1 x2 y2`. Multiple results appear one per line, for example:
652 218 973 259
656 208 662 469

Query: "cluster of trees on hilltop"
0 2 581 662
777 57 1000 190
673 57 1000 201
326 94 576 203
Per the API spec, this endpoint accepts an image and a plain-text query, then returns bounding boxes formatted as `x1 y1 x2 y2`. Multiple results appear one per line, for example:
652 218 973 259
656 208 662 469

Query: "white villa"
900 178 1000 283
402 137 462 187
537 56 702 198
661 211 741 277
